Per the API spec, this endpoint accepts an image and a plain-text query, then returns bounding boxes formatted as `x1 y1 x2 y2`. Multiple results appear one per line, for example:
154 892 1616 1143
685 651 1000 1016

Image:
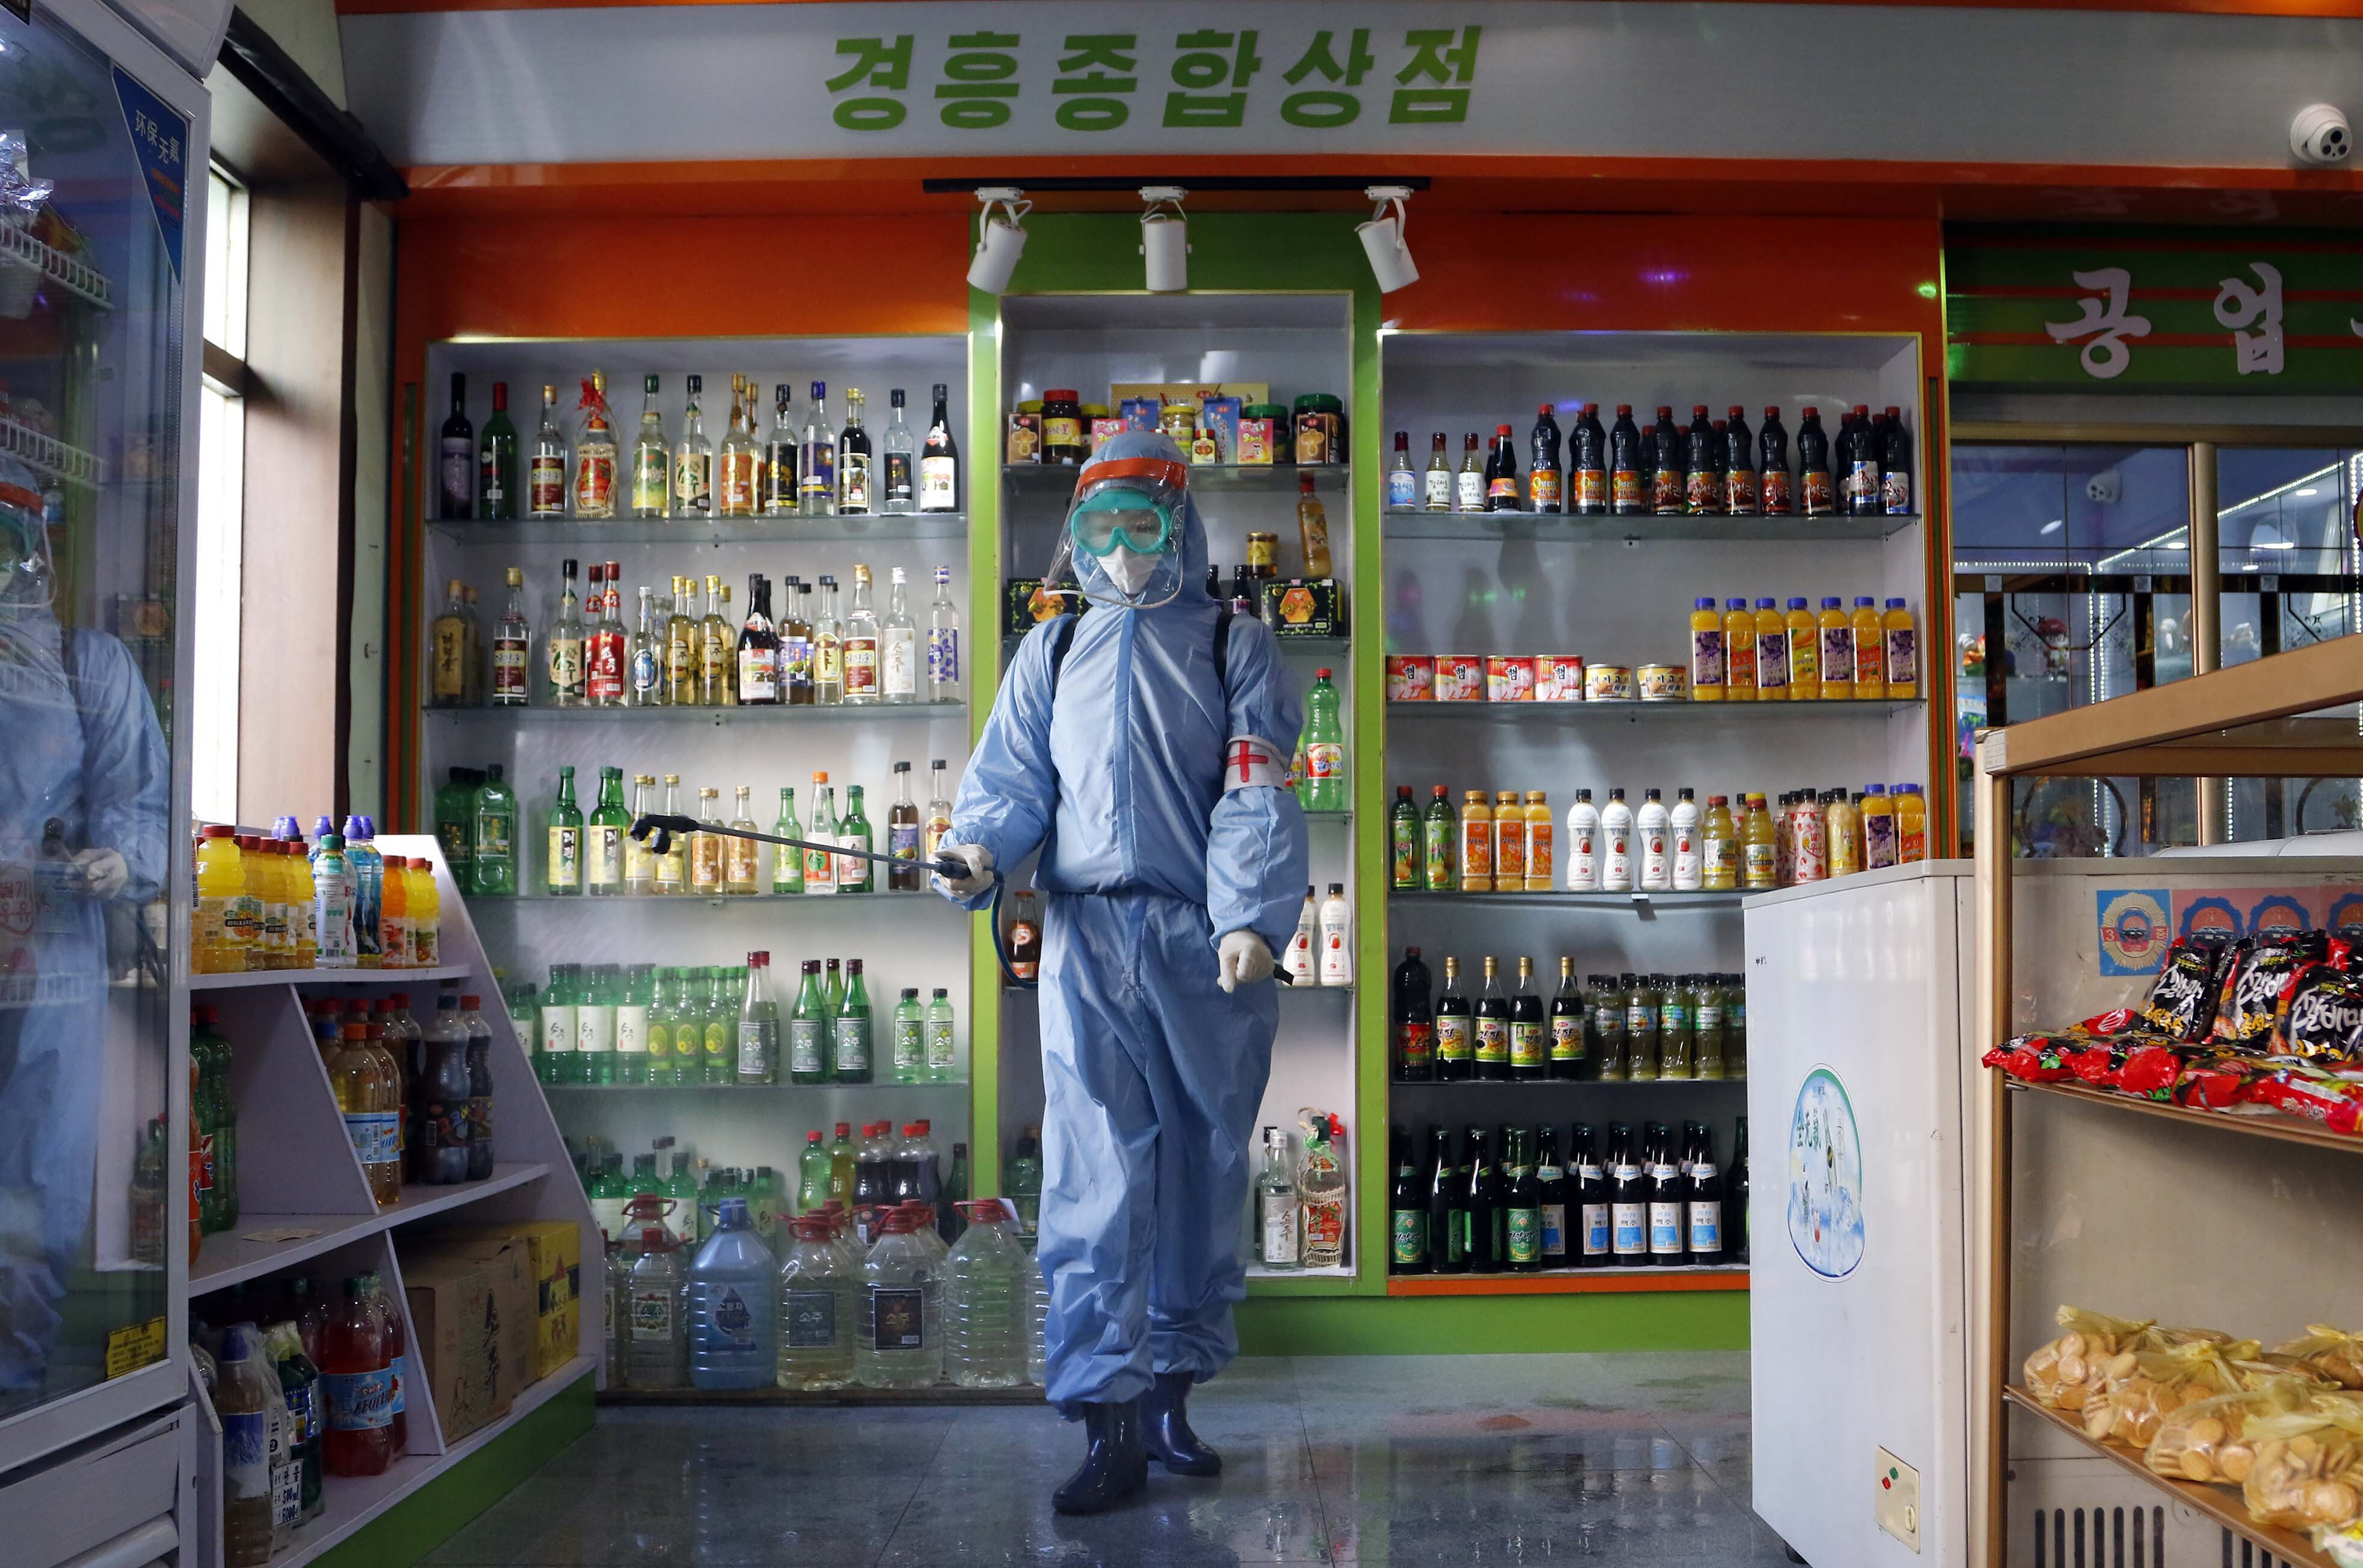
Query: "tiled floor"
423 1353 1797 1566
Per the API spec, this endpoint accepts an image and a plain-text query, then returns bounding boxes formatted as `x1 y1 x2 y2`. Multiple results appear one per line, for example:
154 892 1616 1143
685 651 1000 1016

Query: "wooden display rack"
1972 635 2363 1568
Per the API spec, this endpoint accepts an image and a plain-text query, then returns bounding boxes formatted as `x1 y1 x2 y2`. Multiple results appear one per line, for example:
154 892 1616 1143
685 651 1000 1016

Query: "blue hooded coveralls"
945 431 1308 1415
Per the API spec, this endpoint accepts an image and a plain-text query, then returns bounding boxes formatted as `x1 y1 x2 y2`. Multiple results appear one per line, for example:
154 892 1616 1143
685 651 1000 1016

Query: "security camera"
2292 104 2352 167
2087 469 2122 506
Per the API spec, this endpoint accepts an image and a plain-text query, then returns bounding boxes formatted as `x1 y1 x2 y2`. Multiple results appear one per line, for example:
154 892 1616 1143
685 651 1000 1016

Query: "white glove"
70 846 128 898
933 843 994 898
1216 929 1275 994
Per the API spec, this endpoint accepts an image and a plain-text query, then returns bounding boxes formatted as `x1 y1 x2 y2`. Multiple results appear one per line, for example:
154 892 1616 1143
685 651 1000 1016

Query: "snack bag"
2175 1053 2265 1110
2279 1329 2363 1391
2275 961 2363 1063
2146 1375 2328 1484
2060 1039 2183 1100
2241 1400 2363 1532
2024 1307 2170 1409
1984 1036 2079 1085
2087 1338 2261 1449
2216 935 2325 1048
2246 1063 2363 1134
2144 939 2233 1042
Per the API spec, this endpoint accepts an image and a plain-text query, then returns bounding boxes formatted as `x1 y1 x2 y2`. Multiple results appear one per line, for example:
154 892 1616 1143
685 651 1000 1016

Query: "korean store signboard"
1948 230 2363 393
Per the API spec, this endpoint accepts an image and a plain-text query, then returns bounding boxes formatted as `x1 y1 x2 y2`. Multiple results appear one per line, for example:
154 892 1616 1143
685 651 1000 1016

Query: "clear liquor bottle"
673 374 713 518
691 787 725 893
812 573 844 705
926 565 962 703
771 788 803 895
586 564 626 707
880 566 917 704
924 760 954 862
887 761 921 891
717 377 758 518
841 565 881 703
804 775 838 896
762 383 798 516
492 566 531 707
727 786 760 896
1255 1126 1300 1270
629 373 668 519
572 370 618 518
547 558 586 706
527 384 568 518
881 388 916 514
663 575 697 705
698 574 734 707
655 775 687 894
623 774 657 893
779 576 814 707
837 389 873 515
799 381 837 518
428 577 471 707
627 585 665 706
918 382 959 514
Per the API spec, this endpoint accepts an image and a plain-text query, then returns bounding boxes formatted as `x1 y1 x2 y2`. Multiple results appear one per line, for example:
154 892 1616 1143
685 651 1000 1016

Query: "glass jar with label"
1040 390 1085 466
1293 393 1346 465
1158 399 1198 450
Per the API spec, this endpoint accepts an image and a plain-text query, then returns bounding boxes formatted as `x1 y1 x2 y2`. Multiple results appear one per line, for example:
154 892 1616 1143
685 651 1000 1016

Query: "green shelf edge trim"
1235 1291 1751 1356
308 1374 595 1568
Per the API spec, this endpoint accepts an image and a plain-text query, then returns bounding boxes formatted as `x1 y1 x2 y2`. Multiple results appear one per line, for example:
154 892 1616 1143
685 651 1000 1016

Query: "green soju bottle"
470 764 518 896
588 766 630 896
892 987 924 1084
838 785 874 894
643 967 676 1085
789 960 828 1085
736 952 779 1086
617 963 653 1084
545 765 583 896
772 788 803 894
703 967 736 1084
832 958 874 1084
925 987 957 1083
823 957 844 1019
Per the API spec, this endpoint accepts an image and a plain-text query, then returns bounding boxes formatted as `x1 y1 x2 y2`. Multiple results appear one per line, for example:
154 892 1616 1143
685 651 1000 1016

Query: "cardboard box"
402 1248 510 1442
1259 577 1345 638
436 1219 581 1382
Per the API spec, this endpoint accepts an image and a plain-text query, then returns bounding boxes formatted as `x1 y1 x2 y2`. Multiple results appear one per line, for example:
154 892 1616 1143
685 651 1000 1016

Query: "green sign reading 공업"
1947 227 2363 393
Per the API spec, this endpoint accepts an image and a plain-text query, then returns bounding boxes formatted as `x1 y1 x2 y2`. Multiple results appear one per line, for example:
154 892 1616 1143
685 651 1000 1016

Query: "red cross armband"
1223 736 1285 794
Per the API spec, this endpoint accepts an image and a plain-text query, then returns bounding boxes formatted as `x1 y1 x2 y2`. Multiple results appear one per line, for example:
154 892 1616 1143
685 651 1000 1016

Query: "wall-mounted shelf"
429 513 970 547
1392 889 1752 910
1003 463 1347 496
1391 698 1922 722
1387 1264 1749 1296
1391 1076 1746 1089
471 890 950 908
424 701 965 724
191 964 478 991
2005 1078 2363 1158
1384 510 1920 543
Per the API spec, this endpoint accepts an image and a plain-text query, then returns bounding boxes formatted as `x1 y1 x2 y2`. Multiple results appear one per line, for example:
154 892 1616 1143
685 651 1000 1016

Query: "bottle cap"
1695 596 1717 610
1315 668 1332 679
1822 596 1844 609
1495 424 1512 437
1692 405 1708 417
1756 597 1777 610
1855 596 1877 608
1865 783 1887 794
1725 597 1747 610
1886 597 1908 609
1802 405 1818 417
1788 596 1808 610
1616 405 1631 416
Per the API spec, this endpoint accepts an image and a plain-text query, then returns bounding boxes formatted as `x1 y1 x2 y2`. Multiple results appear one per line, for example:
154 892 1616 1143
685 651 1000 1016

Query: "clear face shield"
1041 455 1191 611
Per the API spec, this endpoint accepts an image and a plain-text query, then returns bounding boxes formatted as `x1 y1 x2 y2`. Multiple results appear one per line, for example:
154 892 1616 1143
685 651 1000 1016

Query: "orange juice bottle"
1752 597 1790 700
1896 784 1928 863
1523 791 1554 891
1785 596 1819 694
195 825 245 972
1740 792 1777 889
1459 790 1493 893
234 835 264 967
1882 598 1919 698
1816 597 1853 700
1860 784 1899 869
380 851 410 969
1492 791 1525 893
408 858 441 967
1721 597 1755 702
1701 794 1738 890
1689 596 1725 701
1851 596 1885 697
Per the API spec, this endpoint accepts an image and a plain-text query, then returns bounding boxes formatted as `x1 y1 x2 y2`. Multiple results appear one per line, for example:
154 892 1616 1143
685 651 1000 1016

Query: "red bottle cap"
1495 424 1512 437
1692 405 1708 417
1615 404 1632 416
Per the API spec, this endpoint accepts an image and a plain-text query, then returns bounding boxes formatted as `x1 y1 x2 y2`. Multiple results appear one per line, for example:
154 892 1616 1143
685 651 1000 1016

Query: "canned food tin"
1436 655 1487 702
1386 655 1435 702
1485 655 1537 703
1536 655 1587 702
1637 662 1690 701
1586 663 1636 702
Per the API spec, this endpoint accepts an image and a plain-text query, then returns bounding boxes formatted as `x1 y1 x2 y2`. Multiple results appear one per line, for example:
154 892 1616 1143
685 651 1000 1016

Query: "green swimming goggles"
1068 488 1176 558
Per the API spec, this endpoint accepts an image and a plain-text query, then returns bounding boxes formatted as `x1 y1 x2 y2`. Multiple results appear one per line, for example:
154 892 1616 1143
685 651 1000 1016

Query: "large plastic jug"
687 1197 777 1390
944 1199 1028 1388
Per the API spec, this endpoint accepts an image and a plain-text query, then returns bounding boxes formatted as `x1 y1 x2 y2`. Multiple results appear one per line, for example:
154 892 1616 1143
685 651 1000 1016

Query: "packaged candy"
2085 1338 2260 1449
2144 939 2233 1042
2145 1375 2328 1484
2278 1328 2363 1391
2215 935 2326 1047
2242 1402 2363 1532
2274 960 2363 1062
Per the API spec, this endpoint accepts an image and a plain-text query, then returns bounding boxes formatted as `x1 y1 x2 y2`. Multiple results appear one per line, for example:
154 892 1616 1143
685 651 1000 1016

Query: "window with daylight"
192 165 249 825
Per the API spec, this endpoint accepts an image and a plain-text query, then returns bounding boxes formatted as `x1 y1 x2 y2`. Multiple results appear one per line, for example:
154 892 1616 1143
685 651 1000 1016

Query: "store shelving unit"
1380 328 1935 1294
1972 635 2363 1568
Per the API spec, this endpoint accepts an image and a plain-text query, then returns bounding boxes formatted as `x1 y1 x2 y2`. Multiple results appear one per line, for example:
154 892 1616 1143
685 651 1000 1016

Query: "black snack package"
2273 955 2363 1061
2215 934 2326 1047
2141 939 2229 1042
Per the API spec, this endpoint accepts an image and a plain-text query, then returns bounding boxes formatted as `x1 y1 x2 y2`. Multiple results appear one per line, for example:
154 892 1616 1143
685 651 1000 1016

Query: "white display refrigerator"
0 0 215 1559
1746 861 1980 1567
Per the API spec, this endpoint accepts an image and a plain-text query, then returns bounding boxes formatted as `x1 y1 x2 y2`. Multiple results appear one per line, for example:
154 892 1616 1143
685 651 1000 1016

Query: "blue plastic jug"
688 1197 778 1390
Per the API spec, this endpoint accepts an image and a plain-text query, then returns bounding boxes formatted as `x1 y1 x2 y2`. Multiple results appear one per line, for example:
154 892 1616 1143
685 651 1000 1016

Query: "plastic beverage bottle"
1779 596 1816 696
312 833 355 969
1670 788 1703 891
1688 596 1724 701
1301 668 1345 812
378 846 410 970
1721 598 1755 702
1772 794 1797 886
688 1197 778 1390
1851 597 1885 697
1522 792 1553 891
258 840 290 969
1490 790 1525 894
623 1221 689 1389
1458 790 1493 893
1897 783 1928 863
1599 788 1634 892
1284 886 1317 983
469 766 518 896
857 1208 943 1388
410 995 473 1185
264 1321 324 1524
1318 882 1352 986
1827 789 1863 876
1794 793 1829 883
1701 795 1737 890
1564 789 1599 890
217 1323 283 1565
410 858 440 967
944 1200 1028 1388
1388 785 1420 890
319 1279 393 1475
1883 599 1919 698
926 989 957 1083
1028 1248 1051 1386
195 824 245 972
1861 785 1899 869
361 1272 408 1455
1740 597 1782 701
776 1215 858 1389
343 816 384 968
1636 788 1671 891
331 1022 399 1206
1817 598 1853 700
287 843 318 970
1422 785 1455 890
1741 793 1777 890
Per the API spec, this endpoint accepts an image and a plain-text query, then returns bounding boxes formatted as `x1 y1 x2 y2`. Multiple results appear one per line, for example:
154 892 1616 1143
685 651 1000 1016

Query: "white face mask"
1101 543 1163 598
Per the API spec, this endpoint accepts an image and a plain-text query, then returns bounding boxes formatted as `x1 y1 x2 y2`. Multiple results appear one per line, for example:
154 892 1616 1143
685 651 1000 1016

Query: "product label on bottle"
322 1367 395 1430
579 1007 615 1057
1540 1199 1566 1257
1818 628 1854 691
926 1017 956 1073
1304 1195 1344 1263
586 630 627 700
1422 467 1452 510
343 1110 399 1168
1435 1015 1471 1065
585 825 621 891
773 634 809 690
1726 467 1758 514
1506 1206 1540 1264
632 454 668 515
1865 812 1900 870
1801 468 1835 514
926 626 960 691
1762 467 1793 514
674 451 712 514
1387 467 1417 508
1304 742 1343 785
1649 1201 1685 1255
892 1017 924 1076
1604 831 1630 888
1510 1020 1546 1071
1685 468 1724 514
439 438 473 515
540 1005 576 1058
546 826 580 891
839 451 872 513
703 1283 760 1348
575 449 616 516
616 1004 648 1056
1883 467 1913 514
870 1285 924 1349
803 844 835 893
492 640 528 701
1583 1201 1612 1255
1886 627 1916 688
835 835 868 892
1854 631 1884 688
630 1287 675 1340
783 1289 838 1348
691 832 724 890
1391 1208 1426 1264
719 455 757 515
1689 627 1724 689
844 636 878 696
736 1019 777 1078
1486 471 1519 506
1397 1018 1434 1074
547 635 584 696
630 644 661 698
1642 830 1668 888
1549 1015 1583 1063
1260 1197 1300 1266
1423 818 1453 888
1460 821 1491 882
788 1019 825 1076
737 646 779 704
920 455 957 510
1753 628 1789 692
1454 469 1484 511
882 630 916 698
1842 460 1881 510
725 834 759 890
1474 1017 1509 1067
1744 841 1776 886
832 1017 870 1076
1494 822 1525 885
1530 466 1562 510
1651 464 1682 513
527 455 565 515
1612 1200 1645 1254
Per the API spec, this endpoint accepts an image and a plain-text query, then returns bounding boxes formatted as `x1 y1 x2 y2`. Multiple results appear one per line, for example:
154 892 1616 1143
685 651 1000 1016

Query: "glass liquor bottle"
428 577 471 707
624 774 657 893
788 960 827 1085
527 384 568 518
572 371 618 518
587 766 629 896
1473 956 1510 1082
629 374 668 518
779 576 814 706
886 761 921 891
440 372 474 519
691 788 725 894
698 574 734 706
1422 431 1451 512
924 759 954 862
832 959 874 1084
1511 956 1546 1081
771 788 804 895
1434 954 1471 1082
880 566 917 704
926 565 962 703
841 565 880 704
837 389 873 515
762 383 798 516
478 381 517 520
727 786 760 895
737 954 779 1086
492 566 531 706
717 377 758 517
628 585 665 706
545 765 583 897
546 559 586 707
1256 1127 1299 1271
799 382 836 517
803 774 838 895
664 575 697 704
654 775 687 894
837 786 874 894
919 382 959 514
673 374 713 518
735 573 781 705
881 388 916 514
1454 432 1484 512
812 574 844 705
585 564 626 707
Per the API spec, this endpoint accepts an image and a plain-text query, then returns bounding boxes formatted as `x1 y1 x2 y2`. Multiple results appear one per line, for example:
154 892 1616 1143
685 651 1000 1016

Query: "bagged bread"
2085 1339 2261 1449
2146 1375 2325 1484
2242 1401 2363 1532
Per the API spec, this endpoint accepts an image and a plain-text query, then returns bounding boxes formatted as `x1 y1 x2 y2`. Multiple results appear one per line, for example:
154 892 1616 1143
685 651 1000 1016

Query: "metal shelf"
0 414 104 488
1384 509 1920 543
1000 632 1348 657
1391 1075 1746 1088
470 889 949 907
0 221 112 310
1393 697 1921 721
1391 889 1752 910
191 963 478 990
543 1079 964 1092
1387 1263 1749 1296
2005 1077 2363 1158
423 701 965 724
428 512 970 547
1004 462 1347 495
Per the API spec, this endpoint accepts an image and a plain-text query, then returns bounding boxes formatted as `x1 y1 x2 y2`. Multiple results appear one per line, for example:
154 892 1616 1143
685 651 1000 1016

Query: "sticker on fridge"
2095 887 2169 976
1786 1066 1865 1280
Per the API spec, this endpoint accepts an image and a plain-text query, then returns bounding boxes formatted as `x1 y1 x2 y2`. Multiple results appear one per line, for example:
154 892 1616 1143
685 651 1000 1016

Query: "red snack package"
2174 1055 2263 1110
1983 1036 2077 1084
2244 1063 2363 1134
2214 934 2327 1048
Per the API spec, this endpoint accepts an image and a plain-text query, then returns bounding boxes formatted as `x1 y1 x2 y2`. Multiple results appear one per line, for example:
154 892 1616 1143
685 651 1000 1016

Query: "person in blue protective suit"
935 430 1308 1513
0 471 171 1413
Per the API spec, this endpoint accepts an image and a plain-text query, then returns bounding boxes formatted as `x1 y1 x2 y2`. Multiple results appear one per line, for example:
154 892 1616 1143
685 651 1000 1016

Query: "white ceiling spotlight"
966 186 1031 295
1140 186 1189 293
1358 185 1420 293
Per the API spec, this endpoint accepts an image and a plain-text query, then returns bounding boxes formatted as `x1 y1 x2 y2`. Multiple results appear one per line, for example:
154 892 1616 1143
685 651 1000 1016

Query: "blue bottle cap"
1864 783 1887 794
1787 596 1809 610
360 815 377 838
1695 596 1718 610
717 1197 747 1227
1885 597 1907 609
1855 596 1877 608
811 380 827 400
1726 597 1749 610
341 814 365 839
1755 597 1778 611
273 815 299 839
313 814 335 837
1821 596 1844 610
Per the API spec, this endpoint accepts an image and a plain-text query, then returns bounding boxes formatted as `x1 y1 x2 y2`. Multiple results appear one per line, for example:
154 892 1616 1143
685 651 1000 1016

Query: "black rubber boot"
1142 1370 1222 1476
1052 1398 1148 1514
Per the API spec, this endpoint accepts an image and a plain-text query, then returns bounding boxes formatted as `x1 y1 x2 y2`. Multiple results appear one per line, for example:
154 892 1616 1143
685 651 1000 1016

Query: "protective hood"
1042 429 1210 613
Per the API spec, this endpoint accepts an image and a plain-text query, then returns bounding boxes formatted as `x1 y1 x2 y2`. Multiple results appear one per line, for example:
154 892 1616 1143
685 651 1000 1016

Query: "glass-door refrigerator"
0 0 207 1549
